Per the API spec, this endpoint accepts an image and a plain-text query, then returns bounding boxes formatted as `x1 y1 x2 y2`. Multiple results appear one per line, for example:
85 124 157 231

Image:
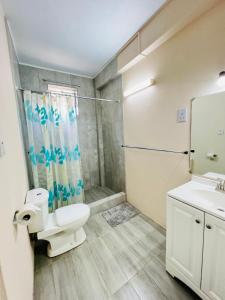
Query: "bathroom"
0 0 225 299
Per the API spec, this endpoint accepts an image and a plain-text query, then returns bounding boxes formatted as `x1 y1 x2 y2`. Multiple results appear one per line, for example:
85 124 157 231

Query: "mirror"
191 91 225 178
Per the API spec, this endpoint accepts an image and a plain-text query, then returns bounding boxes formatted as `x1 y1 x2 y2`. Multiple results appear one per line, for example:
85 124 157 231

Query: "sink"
168 179 225 220
192 189 225 211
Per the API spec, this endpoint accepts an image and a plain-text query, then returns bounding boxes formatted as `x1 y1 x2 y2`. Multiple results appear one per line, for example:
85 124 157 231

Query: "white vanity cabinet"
166 197 204 287
202 214 225 300
166 195 225 300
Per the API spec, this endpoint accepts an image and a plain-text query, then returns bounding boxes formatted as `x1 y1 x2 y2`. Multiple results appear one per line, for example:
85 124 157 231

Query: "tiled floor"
34 207 200 300
84 186 115 204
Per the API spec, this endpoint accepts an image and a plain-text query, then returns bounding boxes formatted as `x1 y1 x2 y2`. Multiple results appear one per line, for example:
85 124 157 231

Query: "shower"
20 73 125 209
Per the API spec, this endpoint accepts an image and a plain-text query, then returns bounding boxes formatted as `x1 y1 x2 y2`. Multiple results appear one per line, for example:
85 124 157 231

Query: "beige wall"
192 91 225 175
0 268 7 300
0 2 34 300
117 0 220 73
122 1 225 228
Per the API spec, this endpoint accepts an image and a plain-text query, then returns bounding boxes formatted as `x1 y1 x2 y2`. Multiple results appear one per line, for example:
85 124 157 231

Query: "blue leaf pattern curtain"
23 90 84 211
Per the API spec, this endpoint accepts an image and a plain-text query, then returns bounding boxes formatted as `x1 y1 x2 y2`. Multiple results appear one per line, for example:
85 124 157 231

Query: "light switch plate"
217 129 224 135
177 108 187 123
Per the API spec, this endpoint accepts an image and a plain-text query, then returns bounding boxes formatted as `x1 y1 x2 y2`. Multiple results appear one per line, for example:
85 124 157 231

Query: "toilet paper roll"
15 204 40 225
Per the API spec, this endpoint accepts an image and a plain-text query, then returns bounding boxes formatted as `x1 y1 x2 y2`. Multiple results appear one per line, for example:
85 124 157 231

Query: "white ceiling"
2 0 166 77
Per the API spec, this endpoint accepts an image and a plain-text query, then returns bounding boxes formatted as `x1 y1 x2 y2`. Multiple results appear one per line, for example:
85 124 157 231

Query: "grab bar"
121 145 195 155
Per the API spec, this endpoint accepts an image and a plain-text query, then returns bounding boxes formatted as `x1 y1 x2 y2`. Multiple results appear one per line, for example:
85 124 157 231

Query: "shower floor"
84 186 115 204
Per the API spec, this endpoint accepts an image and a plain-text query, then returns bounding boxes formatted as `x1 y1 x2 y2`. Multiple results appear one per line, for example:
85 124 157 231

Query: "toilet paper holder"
13 210 20 225
13 210 31 224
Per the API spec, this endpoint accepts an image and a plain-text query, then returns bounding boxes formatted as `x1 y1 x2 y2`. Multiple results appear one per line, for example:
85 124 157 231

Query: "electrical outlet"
177 108 187 123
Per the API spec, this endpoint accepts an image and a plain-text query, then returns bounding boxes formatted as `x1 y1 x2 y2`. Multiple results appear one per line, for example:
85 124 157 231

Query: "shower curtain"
23 90 84 211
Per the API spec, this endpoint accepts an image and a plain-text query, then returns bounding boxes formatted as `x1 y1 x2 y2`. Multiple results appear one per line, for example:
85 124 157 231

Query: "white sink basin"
168 179 225 220
192 189 225 211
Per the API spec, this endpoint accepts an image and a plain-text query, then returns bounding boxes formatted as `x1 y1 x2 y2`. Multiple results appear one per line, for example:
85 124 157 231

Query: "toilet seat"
55 204 89 226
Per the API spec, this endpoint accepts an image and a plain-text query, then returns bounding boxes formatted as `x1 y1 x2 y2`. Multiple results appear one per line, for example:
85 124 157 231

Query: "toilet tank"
26 188 49 233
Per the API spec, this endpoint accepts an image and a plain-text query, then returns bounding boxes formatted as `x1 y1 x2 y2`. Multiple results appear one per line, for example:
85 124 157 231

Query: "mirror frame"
189 97 195 174
189 91 225 179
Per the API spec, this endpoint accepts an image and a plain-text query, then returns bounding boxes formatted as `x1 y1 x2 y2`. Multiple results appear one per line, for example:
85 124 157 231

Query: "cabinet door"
166 197 204 287
202 214 225 300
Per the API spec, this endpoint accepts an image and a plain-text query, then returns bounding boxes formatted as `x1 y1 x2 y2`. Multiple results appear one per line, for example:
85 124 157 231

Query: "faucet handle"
216 178 225 190
223 180 225 191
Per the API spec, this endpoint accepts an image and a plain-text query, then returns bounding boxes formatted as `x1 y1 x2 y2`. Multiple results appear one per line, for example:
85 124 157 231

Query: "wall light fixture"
217 71 225 87
123 79 155 97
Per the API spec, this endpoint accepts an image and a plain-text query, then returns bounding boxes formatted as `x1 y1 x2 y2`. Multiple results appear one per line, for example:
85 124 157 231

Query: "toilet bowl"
26 188 90 257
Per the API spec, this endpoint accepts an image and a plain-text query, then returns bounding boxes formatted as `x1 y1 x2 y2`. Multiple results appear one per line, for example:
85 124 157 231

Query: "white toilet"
26 188 90 257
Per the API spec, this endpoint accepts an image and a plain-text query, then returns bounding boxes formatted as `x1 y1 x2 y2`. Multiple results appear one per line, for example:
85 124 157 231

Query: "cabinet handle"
206 224 212 229
195 219 201 224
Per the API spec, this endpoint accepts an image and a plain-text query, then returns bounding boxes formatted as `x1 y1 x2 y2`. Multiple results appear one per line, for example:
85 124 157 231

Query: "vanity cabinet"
166 196 225 300
202 214 225 300
166 197 204 287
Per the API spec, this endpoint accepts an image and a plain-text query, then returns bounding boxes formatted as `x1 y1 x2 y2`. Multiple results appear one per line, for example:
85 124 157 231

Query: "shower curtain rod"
17 88 120 103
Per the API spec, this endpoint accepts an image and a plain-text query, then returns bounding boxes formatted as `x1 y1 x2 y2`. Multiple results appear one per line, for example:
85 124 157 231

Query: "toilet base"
46 227 86 257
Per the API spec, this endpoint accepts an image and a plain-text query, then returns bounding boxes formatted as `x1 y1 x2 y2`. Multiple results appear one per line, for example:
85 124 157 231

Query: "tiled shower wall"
6 8 124 195
18 65 99 190
95 59 125 192
18 61 125 193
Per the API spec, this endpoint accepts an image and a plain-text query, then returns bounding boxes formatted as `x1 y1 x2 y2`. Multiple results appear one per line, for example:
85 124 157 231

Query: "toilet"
26 188 90 257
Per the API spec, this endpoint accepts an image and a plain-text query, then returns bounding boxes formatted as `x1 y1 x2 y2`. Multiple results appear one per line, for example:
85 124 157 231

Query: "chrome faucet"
216 178 225 191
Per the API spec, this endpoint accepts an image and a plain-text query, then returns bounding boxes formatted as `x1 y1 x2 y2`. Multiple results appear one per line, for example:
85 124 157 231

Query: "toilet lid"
55 204 89 227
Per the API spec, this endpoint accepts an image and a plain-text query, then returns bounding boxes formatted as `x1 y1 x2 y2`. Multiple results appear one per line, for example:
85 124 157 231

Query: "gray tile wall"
10 55 125 194
94 59 125 192
95 59 118 90
19 65 99 190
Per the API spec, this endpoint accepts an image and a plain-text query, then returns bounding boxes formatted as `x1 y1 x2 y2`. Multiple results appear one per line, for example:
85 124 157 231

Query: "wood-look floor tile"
144 255 200 300
51 255 79 300
130 269 168 300
34 264 57 300
139 231 165 253
149 241 166 265
101 229 127 254
114 221 142 246
69 242 109 300
102 231 145 280
129 215 156 236
114 224 156 260
34 210 200 300
90 236 127 295
116 222 164 261
84 213 112 242
140 214 166 236
110 282 140 300
122 218 148 240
